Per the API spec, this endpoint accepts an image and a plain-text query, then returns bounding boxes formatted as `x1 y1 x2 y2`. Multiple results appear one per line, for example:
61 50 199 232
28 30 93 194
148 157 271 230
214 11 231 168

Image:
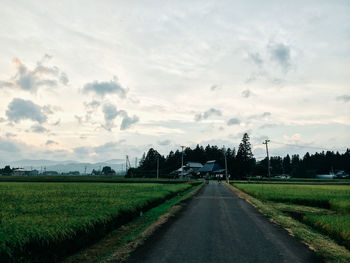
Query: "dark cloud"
227 118 240 126
336 95 350 103
6 98 48 124
241 89 251 98
120 115 139 130
102 103 126 131
83 76 127 98
158 140 171 146
46 140 58 145
194 108 222 121
0 55 68 93
30 124 49 133
268 42 291 72
249 52 263 67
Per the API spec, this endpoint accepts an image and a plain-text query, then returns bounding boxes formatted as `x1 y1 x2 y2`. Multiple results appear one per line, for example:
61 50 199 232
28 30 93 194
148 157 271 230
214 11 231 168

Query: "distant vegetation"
129 133 350 179
0 182 191 262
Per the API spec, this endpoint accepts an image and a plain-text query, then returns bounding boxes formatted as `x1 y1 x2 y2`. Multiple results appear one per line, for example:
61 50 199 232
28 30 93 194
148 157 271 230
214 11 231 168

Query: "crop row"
0 182 191 262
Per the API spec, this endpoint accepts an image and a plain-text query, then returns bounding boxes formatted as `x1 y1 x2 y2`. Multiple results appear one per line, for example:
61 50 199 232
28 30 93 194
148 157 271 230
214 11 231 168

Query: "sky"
0 0 349 163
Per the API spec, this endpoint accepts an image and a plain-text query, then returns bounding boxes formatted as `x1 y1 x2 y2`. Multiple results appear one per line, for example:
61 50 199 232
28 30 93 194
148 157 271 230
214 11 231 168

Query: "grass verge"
62 182 204 263
225 183 350 263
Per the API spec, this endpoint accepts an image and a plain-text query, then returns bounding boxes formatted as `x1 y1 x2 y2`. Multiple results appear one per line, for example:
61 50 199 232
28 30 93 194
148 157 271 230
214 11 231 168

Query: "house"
13 168 25 176
198 160 225 176
171 162 203 178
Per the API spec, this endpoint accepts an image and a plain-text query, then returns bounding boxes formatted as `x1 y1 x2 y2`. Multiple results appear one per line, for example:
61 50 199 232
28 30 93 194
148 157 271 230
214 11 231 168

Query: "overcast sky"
0 0 349 163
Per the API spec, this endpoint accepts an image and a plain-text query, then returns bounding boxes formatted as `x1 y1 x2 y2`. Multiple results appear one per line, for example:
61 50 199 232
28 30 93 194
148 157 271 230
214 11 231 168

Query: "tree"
236 133 255 178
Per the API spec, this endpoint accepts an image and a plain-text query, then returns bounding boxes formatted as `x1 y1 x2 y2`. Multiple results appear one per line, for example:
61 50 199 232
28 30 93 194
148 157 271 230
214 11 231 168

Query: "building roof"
198 160 224 173
186 162 203 168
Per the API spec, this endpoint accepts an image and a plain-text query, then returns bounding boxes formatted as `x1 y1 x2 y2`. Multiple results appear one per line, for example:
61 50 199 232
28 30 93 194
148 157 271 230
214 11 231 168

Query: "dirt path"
126 182 318 263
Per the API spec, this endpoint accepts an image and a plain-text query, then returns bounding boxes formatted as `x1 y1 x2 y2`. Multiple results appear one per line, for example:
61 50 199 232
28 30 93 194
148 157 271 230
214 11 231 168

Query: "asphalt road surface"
126 182 318 263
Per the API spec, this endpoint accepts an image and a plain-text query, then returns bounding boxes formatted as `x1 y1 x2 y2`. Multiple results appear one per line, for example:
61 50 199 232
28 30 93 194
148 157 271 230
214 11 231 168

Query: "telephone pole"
181 146 185 179
263 139 271 177
223 145 228 182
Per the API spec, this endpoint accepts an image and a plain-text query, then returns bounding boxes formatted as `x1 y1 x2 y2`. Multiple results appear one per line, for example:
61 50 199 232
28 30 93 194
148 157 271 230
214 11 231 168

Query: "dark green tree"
236 133 255 178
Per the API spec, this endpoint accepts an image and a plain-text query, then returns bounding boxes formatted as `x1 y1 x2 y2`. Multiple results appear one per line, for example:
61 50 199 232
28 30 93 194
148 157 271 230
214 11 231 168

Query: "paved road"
126 182 318 263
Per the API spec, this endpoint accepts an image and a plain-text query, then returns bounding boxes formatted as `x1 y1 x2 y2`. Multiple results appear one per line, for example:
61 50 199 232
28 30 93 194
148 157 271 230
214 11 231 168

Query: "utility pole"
156 157 159 179
263 139 271 178
181 146 185 179
84 165 87 175
135 157 138 168
223 146 228 183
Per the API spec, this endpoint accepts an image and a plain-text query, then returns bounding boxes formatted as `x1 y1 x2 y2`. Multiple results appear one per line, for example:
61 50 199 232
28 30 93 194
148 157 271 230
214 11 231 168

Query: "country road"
126 182 318 263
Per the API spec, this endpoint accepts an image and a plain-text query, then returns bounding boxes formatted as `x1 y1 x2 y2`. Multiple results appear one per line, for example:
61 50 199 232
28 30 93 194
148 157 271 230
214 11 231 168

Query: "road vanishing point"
126 182 318 263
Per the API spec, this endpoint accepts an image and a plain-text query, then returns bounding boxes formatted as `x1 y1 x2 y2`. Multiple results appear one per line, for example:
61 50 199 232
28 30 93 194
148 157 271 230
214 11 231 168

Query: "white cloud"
0 55 68 93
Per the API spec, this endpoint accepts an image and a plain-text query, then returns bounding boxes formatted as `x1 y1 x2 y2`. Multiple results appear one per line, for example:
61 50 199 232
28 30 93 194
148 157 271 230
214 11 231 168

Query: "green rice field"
0 182 191 262
234 183 350 250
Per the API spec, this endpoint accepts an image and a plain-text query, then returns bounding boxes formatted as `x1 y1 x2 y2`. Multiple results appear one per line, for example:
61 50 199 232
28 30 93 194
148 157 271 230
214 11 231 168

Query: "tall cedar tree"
236 133 255 178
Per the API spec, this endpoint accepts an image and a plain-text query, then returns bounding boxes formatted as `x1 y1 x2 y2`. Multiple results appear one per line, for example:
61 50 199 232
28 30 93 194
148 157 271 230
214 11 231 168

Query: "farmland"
233 183 350 254
0 182 192 262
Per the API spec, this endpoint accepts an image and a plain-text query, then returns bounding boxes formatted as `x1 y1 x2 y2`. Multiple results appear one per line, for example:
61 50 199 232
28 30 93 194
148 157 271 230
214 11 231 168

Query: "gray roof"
186 162 203 168
198 160 224 173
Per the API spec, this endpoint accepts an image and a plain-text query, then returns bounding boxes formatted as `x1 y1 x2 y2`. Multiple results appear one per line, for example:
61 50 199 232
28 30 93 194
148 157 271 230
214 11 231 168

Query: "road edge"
224 182 350 263
101 182 204 263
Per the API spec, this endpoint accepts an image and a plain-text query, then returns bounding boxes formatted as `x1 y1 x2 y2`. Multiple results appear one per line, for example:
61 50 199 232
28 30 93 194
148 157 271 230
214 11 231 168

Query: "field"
234 183 350 252
0 182 191 262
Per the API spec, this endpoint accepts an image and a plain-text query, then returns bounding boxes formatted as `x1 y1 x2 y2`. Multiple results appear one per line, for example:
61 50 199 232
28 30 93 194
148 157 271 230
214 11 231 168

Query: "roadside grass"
0 182 192 262
226 183 350 263
62 182 204 263
234 183 350 213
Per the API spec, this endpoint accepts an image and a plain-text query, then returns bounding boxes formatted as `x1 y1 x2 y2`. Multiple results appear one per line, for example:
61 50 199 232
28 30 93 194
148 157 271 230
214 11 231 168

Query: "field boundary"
62 182 204 263
224 182 350 263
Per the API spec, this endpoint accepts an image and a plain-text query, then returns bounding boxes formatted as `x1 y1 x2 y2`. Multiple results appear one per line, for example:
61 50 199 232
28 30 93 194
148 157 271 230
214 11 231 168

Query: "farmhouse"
171 162 203 178
198 160 225 176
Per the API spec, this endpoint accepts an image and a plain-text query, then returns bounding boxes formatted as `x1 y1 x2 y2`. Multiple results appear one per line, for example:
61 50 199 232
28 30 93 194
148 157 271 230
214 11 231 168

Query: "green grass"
231 183 350 262
0 176 189 183
234 183 350 212
303 214 350 250
0 182 191 262
63 182 204 263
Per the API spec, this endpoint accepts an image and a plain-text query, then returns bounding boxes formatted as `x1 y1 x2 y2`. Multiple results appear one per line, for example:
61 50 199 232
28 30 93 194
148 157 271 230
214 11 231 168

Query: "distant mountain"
0 159 127 174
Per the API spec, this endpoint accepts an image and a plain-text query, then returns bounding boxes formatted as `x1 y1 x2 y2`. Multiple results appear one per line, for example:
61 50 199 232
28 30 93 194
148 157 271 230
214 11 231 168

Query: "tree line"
128 133 350 179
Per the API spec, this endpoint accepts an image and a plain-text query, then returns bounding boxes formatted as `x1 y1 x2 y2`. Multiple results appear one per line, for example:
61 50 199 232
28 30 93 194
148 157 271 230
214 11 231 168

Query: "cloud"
336 95 350 103
5 133 16 138
30 124 49 133
120 115 139 130
6 98 48 123
158 139 171 146
268 42 291 72
0 55 68 93
249 53 263 67
83 76 128 98
0 137 19 152
46 140 58 145
241 89 251 98
194 108 222 121
227 118 240 126
210 85 219 91
248 112 271 120
102 103 126 131
94 142 118 154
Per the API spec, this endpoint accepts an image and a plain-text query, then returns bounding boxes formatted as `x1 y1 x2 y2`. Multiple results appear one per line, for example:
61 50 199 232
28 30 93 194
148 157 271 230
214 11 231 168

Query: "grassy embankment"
0 182 198 262
228 183 350 263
